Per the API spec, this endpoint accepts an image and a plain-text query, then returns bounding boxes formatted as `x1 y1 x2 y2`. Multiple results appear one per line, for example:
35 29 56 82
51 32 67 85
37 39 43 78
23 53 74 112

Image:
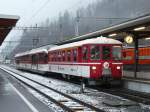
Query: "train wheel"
67 75 71 80
62 74 66 79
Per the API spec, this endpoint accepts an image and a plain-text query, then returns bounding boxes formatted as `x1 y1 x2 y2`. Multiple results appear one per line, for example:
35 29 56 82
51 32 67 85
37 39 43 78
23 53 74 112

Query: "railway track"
2 66 150 111
0 67 105 112
99 88 150 105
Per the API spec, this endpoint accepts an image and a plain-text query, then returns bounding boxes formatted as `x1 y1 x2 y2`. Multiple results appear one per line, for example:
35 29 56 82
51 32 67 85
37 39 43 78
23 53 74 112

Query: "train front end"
85 38 123 85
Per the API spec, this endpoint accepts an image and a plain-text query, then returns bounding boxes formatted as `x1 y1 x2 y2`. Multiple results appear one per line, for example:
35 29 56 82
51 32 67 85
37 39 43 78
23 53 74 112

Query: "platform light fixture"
109 33 117 37
145 37 150 40
134 26 145 31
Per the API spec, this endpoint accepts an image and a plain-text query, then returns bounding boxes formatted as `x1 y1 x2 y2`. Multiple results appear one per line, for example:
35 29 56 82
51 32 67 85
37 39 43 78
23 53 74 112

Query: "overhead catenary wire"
24 0 52 26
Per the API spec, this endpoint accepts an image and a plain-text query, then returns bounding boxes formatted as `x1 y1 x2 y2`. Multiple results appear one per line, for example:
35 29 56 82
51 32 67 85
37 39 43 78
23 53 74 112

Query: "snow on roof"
0 14 20 20
15 50 30 58
15 45 56 58
49 37 122 51
15 49 48 58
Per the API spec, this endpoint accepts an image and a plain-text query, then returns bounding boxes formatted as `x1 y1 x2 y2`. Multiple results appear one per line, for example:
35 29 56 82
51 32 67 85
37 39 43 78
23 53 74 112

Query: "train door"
89 45 102 78
81 45 90 78
101 45 112 77
31 54 38 70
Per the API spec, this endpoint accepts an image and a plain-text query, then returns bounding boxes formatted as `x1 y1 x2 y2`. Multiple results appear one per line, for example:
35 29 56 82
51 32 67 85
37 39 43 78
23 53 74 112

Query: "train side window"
112 46 122 61
50 52 53 61
73 49 77 62
62 51 65 61
67 50 71 62
44 54 48 63
56 52 58 62
32 54 38 64
58 52 60 61
102 46 111 60
90 45 100 60
54 52 56 61
82 46 88 60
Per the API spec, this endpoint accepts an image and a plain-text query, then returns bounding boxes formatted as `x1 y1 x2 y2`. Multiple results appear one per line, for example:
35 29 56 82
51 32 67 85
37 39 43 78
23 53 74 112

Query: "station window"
73 49 77 62
102 46 111 60
82 46 88 60
90 45 100 60
67 50 71 62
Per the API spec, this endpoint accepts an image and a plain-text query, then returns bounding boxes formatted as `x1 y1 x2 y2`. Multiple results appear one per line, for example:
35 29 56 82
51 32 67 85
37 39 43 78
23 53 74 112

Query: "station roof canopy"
0 14 19 45
56 13 150 45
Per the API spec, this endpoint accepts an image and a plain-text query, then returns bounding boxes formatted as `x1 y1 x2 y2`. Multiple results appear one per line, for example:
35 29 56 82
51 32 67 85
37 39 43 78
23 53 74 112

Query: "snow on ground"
1 65 150 112
28 88 64 112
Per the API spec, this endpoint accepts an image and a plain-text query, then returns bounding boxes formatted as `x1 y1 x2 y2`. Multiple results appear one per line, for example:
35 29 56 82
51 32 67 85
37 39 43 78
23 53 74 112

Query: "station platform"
123 71 150 93
0 68 53 112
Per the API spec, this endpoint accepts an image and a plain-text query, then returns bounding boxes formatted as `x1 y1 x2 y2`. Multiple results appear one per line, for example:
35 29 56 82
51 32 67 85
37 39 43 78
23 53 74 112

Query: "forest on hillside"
10 0 150 59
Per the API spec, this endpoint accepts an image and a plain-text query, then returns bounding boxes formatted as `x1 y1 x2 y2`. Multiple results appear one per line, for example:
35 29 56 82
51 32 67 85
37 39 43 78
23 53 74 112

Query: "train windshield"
102 46 111 60
112 46 122 61
90 45 100 60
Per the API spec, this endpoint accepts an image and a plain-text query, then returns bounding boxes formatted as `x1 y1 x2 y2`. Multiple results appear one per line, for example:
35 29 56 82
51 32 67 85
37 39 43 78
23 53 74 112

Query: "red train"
123 46 150 71
15 37 123 85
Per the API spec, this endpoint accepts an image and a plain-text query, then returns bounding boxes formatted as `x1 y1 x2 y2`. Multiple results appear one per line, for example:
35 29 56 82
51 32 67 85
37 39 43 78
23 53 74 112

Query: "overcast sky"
0 0 97 52
0 0 97 25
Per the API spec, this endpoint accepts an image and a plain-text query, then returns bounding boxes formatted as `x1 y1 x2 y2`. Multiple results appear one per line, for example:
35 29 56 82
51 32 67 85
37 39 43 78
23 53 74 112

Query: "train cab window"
112 46 122 61
73 49 77 62
90 45 100 60
82 46 88 60
67 50 71 62
102 46 111 60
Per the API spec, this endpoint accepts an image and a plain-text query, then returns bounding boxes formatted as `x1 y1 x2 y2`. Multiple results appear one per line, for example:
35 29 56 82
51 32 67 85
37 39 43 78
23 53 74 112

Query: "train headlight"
92 66 96 70
117 66 120 70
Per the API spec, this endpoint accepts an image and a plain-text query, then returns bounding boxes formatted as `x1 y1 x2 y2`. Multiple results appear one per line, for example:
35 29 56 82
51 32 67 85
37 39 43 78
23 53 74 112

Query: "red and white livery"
15 37 123 85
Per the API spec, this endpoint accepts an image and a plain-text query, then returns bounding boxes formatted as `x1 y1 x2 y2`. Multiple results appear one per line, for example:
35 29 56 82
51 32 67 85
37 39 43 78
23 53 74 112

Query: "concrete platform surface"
0 69 53 112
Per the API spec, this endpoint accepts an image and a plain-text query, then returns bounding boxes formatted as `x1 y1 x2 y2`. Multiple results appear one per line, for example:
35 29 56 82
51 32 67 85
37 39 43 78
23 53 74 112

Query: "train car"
15 37 123 85
15 47 49 74
123 46 150 71
48 37 123 85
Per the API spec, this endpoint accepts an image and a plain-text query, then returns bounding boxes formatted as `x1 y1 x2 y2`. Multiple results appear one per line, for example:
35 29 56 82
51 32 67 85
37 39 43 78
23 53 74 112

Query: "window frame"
90 45 100 61
102 45 111 61
73 48 77 62
67 50 71 62
82 45 88 62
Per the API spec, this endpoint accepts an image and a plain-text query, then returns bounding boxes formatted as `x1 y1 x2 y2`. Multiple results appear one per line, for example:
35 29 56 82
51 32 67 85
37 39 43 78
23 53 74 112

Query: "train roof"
15 49 48 58
15 50 30 58
49 37 122 51
15 45 56 58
